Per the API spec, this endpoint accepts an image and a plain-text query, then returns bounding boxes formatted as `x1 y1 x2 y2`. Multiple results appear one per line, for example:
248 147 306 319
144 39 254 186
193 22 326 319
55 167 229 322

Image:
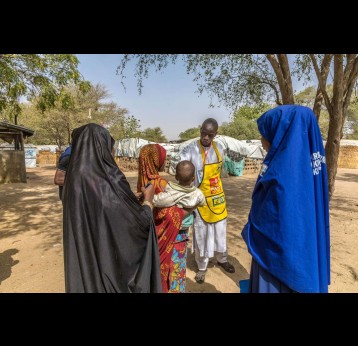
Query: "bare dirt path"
0 166 357 293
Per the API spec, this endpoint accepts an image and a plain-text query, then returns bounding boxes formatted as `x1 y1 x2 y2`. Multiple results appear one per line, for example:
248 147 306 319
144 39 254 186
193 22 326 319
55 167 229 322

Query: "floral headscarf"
137 144 167 193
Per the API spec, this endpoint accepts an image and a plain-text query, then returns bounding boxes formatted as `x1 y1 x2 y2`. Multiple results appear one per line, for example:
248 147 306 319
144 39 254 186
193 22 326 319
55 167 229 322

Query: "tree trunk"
313 88 324 121
266 54 295 104
325 55 344 198
277 54 294 104
325 114 343 198
312 54 333 121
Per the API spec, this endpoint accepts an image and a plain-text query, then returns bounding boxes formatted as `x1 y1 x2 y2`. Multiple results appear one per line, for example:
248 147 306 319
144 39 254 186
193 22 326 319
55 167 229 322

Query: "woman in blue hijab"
242 105 330 293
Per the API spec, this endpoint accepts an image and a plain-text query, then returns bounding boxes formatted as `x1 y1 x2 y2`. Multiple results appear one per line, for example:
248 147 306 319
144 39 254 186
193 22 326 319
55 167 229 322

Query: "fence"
34 146 358 172
115 155 263 176
36 150 62 166
115 155 172 173
243 158 262 175
337 146 358 169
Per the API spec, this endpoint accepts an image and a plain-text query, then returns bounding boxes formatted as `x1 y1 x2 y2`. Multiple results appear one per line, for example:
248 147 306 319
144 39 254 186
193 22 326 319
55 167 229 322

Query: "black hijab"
62 123 161 293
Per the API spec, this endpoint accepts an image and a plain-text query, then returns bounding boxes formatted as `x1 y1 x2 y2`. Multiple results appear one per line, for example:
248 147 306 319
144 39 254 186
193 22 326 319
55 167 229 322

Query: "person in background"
242 105 330 293
178 118 235 284
54 145 71 200
62 123 161 293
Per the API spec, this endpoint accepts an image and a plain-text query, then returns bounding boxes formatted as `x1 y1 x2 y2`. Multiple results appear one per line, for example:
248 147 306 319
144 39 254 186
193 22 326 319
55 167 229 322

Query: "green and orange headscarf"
137 144 167 193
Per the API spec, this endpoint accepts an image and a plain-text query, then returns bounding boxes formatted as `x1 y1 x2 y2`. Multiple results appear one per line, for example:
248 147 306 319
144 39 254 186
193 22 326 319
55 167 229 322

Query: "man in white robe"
178 118 235 283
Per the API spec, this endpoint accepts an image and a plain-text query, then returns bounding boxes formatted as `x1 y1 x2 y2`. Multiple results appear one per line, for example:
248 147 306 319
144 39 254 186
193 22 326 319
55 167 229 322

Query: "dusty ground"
0 166 357 293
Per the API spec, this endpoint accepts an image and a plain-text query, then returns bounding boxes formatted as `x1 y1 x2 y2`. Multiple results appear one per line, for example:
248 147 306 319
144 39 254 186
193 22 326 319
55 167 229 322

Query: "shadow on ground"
336 172 358 183
186 277 221 293
0 248 19 284
0 168 63 251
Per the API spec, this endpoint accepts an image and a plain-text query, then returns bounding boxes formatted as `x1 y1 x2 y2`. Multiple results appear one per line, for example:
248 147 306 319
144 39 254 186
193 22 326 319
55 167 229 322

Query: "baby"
153 160 206 230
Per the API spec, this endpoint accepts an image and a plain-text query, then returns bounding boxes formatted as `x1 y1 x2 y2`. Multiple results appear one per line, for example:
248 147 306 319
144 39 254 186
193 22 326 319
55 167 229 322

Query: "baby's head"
176 160 195 187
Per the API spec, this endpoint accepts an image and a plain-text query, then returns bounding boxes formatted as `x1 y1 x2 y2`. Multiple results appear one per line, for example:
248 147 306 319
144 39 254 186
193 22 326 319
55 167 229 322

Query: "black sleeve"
58 155 70 171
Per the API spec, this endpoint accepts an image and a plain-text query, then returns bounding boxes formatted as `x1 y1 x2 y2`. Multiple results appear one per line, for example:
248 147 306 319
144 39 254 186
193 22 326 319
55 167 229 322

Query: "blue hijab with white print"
242 105 330 293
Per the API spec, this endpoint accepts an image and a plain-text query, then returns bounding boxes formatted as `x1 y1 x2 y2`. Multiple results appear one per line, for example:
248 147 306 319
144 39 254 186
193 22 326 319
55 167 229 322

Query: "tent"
115 138 176 158
168 135 265 176
115 135 265 177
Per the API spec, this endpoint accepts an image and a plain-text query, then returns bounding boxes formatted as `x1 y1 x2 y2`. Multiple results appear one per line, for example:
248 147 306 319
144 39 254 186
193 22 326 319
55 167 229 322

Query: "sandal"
217 261 235 273
194 270 207 284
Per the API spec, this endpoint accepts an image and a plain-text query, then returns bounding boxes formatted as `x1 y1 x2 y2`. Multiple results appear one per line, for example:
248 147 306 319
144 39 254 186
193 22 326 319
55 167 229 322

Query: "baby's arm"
175 189 206 209
197 190 206 207
153 190 176 208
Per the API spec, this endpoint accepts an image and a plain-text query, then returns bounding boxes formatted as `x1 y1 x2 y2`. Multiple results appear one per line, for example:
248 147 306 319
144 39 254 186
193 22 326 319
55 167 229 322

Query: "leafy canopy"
19 83 141 148
140 127 167 142
0 54 90 121
178 126 201 140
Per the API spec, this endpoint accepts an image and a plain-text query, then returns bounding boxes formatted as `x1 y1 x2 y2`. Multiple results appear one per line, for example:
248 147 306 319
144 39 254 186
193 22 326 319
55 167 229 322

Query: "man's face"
200 123 217 147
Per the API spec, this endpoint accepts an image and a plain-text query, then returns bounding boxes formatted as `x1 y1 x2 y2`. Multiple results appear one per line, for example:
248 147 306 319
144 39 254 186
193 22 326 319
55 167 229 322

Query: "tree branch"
261 80 282 105
313 54 333 120
309 54 332 114
343 54 356 88
277 54 294 103
343 57 358 108
266 54 292 104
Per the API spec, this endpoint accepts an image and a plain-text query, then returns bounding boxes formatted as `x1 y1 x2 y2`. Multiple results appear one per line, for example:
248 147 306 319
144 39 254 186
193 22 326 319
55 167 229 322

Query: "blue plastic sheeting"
224 156 245 176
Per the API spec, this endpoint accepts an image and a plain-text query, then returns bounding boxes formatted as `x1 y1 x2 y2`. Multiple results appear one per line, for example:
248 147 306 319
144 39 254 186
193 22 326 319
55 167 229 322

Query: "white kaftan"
177 140 228 264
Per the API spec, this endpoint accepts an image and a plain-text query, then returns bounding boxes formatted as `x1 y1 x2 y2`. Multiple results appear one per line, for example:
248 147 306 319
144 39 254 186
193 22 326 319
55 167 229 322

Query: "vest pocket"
205 192 226 215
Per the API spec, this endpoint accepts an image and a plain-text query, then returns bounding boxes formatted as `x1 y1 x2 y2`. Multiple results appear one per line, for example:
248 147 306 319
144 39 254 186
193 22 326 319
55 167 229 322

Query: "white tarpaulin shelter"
116 138 176 158
116 138 154 158
168 135 265 175
115 135 265 176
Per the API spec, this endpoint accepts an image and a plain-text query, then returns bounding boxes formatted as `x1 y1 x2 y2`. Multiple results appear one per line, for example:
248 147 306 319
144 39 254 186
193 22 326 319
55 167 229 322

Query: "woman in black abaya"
62 123 161 293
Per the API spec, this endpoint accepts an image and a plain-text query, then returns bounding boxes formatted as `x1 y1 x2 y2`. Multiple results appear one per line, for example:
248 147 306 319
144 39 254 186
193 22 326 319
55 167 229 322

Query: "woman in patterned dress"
137 144 190 293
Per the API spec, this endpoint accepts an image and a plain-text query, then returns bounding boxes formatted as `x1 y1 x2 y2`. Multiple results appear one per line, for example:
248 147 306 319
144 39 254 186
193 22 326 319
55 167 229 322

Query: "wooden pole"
20 131 24 151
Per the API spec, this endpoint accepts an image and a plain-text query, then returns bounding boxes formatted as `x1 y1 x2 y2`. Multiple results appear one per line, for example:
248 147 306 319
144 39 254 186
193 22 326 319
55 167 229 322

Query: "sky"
76 54 311 140
77 54 235 140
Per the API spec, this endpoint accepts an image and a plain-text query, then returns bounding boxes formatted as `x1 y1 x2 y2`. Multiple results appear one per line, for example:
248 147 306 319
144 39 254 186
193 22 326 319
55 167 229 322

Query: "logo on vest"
212 195 225 206
209 176 222 194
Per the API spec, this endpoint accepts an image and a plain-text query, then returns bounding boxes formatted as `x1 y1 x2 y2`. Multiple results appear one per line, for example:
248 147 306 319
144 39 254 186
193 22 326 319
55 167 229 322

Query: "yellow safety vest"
197 140 227 223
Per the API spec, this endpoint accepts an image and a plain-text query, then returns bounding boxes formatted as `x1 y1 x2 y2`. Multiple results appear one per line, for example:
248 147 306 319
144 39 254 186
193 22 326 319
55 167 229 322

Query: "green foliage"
294 85 329 138
19 83 141 147
178 126 201 140
294 85 355 140
295 86 316 107
220 104 271 140
0 54 90 122
92 102 141 139
140 127 167 142
345 96 358 139
220 120 260 140
318 111 330 140
233 104 271 120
